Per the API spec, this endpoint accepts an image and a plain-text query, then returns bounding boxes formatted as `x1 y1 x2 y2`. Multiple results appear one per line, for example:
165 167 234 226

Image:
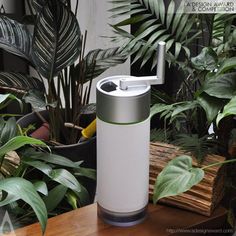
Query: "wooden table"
8 203 230 236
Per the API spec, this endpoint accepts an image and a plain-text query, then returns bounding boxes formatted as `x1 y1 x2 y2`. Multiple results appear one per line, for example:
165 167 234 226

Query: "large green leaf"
150 101 198 123
153 155 204 203
171 101 199 118
191 47 218 71
150 103 173 118
0 93 22 111
23 160 81 193
0 16 32 61
22 148 83 169
203 72 236 99
43 185 67 212
197 92 225 123
73 185 90 207
33 181 48 196
0 94 17 106
65 190 78 209
75 167 96 180
0 192 19 206
32 0 81 78
23 90 47 110
216 57 236 75
83 47 127 82
0 72 44 94
0 177 47 233
0 136 46 157
0 117 17 146
50 169 81 193
114 14 152 27
23 90 57 110
217 96 236 125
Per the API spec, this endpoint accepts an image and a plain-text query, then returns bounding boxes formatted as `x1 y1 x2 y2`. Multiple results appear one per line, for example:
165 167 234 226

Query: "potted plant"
111 0 236 156
0 0 126 199
0 0 126 145
110 0 236 213
0 93 96 235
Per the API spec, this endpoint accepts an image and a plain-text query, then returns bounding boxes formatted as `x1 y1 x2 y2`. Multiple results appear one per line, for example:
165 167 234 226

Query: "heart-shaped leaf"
191 47 218 71
203 72 236 99
153 155 204 203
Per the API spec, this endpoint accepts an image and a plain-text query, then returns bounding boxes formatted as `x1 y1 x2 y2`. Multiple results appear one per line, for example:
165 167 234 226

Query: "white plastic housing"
97 117 150 213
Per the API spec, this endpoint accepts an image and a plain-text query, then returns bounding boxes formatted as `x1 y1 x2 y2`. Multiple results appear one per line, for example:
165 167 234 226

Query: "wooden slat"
149 142 226 216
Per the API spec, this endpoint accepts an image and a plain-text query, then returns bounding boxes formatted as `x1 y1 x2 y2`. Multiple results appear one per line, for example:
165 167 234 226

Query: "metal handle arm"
119 41 166 90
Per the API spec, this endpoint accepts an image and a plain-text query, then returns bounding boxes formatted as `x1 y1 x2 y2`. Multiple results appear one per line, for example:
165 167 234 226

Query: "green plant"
153 155 204 203
111 1 235 67
150 128 171 143
150 40 236 159
110 0 236 212
110 0 200 68
0 0 126 144
110 0 236 160
153 155 236 203
0 94 95 234
173 134 218 163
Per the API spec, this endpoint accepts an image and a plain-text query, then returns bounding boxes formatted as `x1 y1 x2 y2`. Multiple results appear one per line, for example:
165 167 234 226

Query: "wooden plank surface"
149 142 226 216
6 203 228 236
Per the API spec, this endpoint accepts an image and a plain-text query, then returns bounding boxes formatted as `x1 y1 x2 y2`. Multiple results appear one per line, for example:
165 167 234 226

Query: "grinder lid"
96 76 150 124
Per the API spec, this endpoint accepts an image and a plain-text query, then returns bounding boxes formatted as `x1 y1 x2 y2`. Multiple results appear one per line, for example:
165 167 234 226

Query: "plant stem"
26 0 35 20
75 0 79 17
202 158 236 170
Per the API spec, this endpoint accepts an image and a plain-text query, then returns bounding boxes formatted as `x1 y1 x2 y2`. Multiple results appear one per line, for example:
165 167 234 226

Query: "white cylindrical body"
97 117 150 213
96 76 151 226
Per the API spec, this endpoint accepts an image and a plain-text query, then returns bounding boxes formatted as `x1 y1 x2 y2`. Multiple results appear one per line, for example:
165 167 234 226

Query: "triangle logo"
0 4 5 14
0 211 15 236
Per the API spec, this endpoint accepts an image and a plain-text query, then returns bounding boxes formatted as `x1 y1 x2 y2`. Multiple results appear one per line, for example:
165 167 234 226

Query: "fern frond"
110 0 200 67
212 14 236 43
150 128 171 142
173 134 218 163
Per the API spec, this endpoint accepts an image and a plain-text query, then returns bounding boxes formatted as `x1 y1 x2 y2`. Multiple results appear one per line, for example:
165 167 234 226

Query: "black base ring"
97 204 147 227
